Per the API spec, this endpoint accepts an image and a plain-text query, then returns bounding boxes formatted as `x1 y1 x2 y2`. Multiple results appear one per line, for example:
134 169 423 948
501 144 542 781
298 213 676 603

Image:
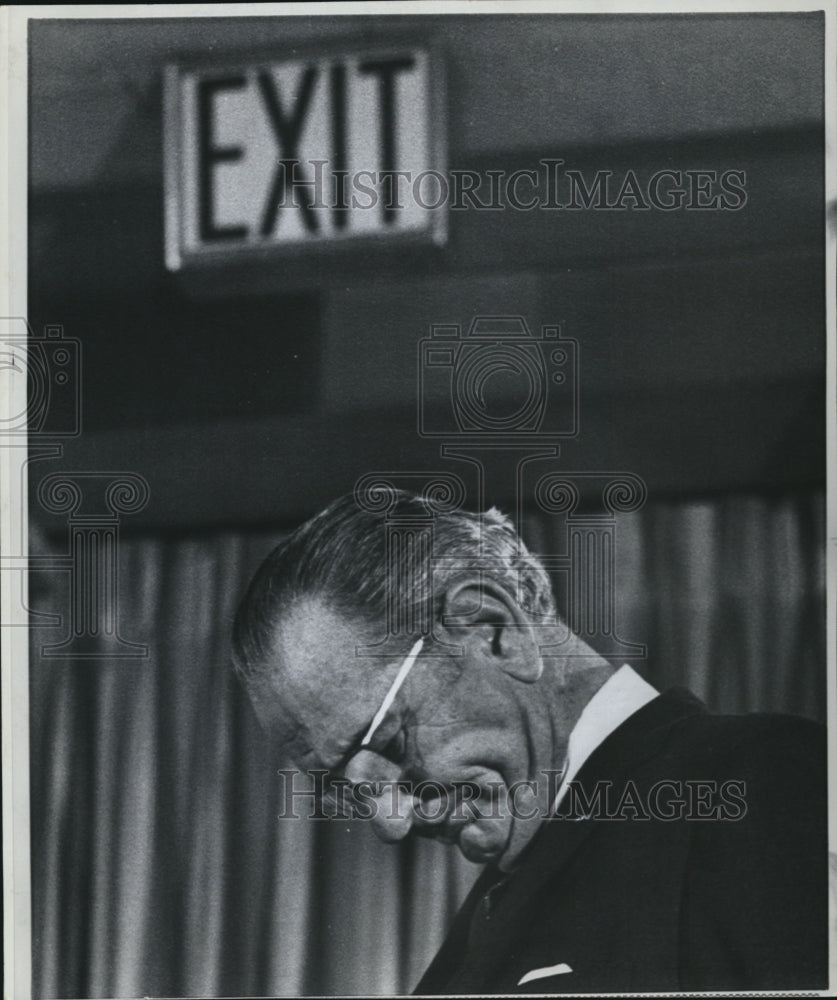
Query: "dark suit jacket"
415 689 828 994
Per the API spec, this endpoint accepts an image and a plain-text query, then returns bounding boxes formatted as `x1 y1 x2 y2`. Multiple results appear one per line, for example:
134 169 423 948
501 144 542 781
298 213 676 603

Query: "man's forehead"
276 596 368 690
263 597 380 752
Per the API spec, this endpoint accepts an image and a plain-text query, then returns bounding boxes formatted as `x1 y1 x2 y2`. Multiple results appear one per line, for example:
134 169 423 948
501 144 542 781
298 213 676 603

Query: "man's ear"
440 575 543 683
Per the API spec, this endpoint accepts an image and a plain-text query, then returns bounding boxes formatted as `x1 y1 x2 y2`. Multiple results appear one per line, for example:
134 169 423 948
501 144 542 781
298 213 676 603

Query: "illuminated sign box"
164 47 446 269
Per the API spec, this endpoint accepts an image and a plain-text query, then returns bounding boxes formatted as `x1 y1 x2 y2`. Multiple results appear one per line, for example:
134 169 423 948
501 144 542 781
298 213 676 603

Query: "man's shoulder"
650 691 826 788
666 693 825 752
576 686 825 792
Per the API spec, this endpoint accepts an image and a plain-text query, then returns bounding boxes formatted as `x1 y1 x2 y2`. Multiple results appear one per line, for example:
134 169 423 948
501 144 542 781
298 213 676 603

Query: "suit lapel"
450 688 708 988
413 863 505 993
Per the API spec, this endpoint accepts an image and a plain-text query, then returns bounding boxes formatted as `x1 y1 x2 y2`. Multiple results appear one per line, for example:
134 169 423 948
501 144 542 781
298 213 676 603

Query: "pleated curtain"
30 489 826 997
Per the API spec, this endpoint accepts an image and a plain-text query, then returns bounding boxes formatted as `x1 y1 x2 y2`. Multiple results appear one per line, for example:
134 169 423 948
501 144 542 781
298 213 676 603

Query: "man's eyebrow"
331 725 370 771
361 637 424 747
325 638 425 774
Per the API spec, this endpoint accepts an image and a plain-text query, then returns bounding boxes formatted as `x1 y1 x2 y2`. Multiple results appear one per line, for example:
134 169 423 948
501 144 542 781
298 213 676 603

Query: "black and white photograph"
2 3 835 997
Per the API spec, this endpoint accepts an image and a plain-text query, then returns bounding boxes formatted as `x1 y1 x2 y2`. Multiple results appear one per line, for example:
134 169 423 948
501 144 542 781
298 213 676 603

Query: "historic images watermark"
260 159 748 219
275 769 749 823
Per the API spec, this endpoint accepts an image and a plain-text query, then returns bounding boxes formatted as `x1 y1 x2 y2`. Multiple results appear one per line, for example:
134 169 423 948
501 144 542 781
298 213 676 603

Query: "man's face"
251 596 552 868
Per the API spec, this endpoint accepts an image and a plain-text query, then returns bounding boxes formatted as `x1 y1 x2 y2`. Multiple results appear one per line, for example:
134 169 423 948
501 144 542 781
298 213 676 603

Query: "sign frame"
163 39 449 271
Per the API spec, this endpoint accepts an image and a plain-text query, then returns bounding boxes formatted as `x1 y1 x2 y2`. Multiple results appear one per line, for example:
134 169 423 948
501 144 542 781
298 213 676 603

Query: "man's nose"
368 782 450 843
368 783 416 842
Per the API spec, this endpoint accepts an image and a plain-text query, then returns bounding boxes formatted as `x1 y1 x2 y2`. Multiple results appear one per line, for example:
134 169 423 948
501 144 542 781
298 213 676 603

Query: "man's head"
233 490 609 868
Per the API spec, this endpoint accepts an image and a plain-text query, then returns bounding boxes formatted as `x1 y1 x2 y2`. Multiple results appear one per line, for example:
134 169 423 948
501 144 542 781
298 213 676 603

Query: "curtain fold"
30 489 826 998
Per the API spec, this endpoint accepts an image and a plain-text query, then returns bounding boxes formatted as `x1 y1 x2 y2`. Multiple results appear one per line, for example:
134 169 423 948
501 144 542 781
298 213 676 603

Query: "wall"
28 13 825 529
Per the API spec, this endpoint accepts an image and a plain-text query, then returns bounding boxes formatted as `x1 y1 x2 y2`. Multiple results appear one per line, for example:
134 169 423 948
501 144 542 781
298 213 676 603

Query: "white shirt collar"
553 664 659 809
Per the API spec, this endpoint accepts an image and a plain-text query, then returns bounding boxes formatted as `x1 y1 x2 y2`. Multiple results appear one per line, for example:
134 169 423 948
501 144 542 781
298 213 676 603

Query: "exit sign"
164 47 446 269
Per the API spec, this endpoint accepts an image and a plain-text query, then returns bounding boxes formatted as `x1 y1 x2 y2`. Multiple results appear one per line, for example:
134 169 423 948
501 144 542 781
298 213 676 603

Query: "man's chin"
495 812 546 872
455 816 512 864
452 809 546 870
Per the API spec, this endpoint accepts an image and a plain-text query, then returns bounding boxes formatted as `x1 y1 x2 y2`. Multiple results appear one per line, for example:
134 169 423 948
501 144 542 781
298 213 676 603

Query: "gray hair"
232 489 555 683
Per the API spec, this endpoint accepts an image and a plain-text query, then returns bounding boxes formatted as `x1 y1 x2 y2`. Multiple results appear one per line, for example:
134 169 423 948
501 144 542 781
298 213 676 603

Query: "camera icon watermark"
0 319 81 437
418 316 578 439
353 314 646 660
1 317 150 658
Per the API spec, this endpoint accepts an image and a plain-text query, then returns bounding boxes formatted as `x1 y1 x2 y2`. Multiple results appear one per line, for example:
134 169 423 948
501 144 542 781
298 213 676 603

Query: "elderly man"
232 490 828 994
